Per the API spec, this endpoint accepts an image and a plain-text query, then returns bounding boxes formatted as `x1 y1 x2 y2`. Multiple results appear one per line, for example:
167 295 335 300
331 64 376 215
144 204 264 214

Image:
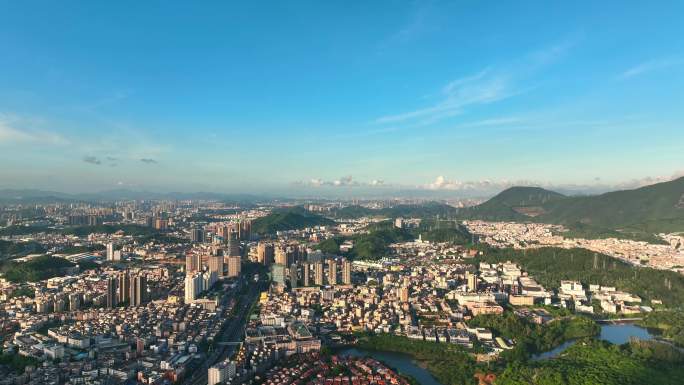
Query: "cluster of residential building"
1 258 240 384
463 220 684 273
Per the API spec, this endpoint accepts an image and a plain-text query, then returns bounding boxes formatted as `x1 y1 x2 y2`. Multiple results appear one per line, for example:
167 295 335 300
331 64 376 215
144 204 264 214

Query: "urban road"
183 274 266 385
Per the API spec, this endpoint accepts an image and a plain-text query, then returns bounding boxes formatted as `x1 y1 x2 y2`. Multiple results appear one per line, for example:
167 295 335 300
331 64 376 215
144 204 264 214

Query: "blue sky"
1 1 683 196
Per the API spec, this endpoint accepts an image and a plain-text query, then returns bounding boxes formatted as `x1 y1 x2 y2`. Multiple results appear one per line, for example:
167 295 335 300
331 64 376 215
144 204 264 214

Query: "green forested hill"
462 177 684 234
460 186 565 221
537 177 684 231
252 207 335 234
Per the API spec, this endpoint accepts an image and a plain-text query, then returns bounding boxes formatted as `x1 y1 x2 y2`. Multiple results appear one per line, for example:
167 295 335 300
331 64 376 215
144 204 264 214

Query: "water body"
339 324 657 382
533 324 655 360
339 348 442 385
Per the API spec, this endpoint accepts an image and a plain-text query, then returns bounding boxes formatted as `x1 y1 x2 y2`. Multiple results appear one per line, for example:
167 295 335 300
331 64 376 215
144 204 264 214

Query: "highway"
183 272 265 385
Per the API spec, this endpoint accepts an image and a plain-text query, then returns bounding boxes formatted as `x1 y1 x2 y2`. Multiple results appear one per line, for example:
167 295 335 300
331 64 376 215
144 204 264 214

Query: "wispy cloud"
456 116 523 128
0 114 68 145
335 126 401 139
83 156 102 165
377 1 435 53
619 57 683 79
375 68 512 125
374 40 575 126
140 158 158 164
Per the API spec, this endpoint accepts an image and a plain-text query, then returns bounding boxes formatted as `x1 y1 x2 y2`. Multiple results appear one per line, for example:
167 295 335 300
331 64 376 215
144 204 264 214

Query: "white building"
106 242 121 261
184 273 204 303
208 360 236 385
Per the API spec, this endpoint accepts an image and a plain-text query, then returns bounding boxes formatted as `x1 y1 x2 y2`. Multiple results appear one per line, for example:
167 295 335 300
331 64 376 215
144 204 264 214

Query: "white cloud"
422 175 528 191
303 176 386 188
613 170 684 189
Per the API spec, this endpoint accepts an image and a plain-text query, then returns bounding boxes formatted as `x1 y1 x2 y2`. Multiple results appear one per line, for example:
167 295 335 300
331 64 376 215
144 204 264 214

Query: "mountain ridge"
464 177 684 233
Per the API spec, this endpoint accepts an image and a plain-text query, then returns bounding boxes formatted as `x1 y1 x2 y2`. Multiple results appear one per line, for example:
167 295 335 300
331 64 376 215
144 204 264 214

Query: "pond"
338 348 443 385
533 323 655 360
339 324 659 383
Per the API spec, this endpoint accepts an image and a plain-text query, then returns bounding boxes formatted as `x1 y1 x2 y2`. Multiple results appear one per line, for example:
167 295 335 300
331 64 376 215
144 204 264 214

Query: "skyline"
1 1 683 196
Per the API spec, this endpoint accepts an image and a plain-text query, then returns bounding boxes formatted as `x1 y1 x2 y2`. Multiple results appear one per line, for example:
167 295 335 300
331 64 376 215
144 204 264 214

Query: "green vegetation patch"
1 255 75 282
0 351 40 373
0 240 46 259
469 312 599 356
639 310 684 347
496 339 684 385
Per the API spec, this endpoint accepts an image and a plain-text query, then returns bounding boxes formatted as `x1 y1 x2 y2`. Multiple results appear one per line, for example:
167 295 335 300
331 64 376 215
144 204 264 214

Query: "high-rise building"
154 218 168 230
203 271 218 290
226 233 240 257
185 273 203 303
271 264 286 285
303 263 311 286
69 293 81 311
186 254 201 273
130 274 147 307
289 263 299 288
314 261 324 286
286 246 299 266
327 258 337 285
191 227 204 243
54 297 66 313
400 286 410 303
239 220 251 241
106 276 118 308
136 338 145 356
106 243 120 261
394 217 404 229
275 246 287 266
342 258 352 285
257 242 274 266
466 271 478 292
208 255 224 277
118 272 130 304
227 255 241 278
35 298 51 313
208 361 236 385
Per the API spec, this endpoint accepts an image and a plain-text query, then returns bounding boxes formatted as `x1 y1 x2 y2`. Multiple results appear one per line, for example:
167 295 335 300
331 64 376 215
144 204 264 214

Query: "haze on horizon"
1 1 683 197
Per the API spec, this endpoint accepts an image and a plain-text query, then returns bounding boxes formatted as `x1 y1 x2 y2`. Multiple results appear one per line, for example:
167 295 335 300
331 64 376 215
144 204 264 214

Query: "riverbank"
338 348 439 385
533 323 656 360
340 323 682 385
354 334 481 385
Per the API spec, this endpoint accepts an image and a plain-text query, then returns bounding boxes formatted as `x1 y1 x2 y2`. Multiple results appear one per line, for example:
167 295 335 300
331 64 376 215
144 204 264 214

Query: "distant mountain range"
461 177 684 233
332 202 459 219
4 177 683 235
